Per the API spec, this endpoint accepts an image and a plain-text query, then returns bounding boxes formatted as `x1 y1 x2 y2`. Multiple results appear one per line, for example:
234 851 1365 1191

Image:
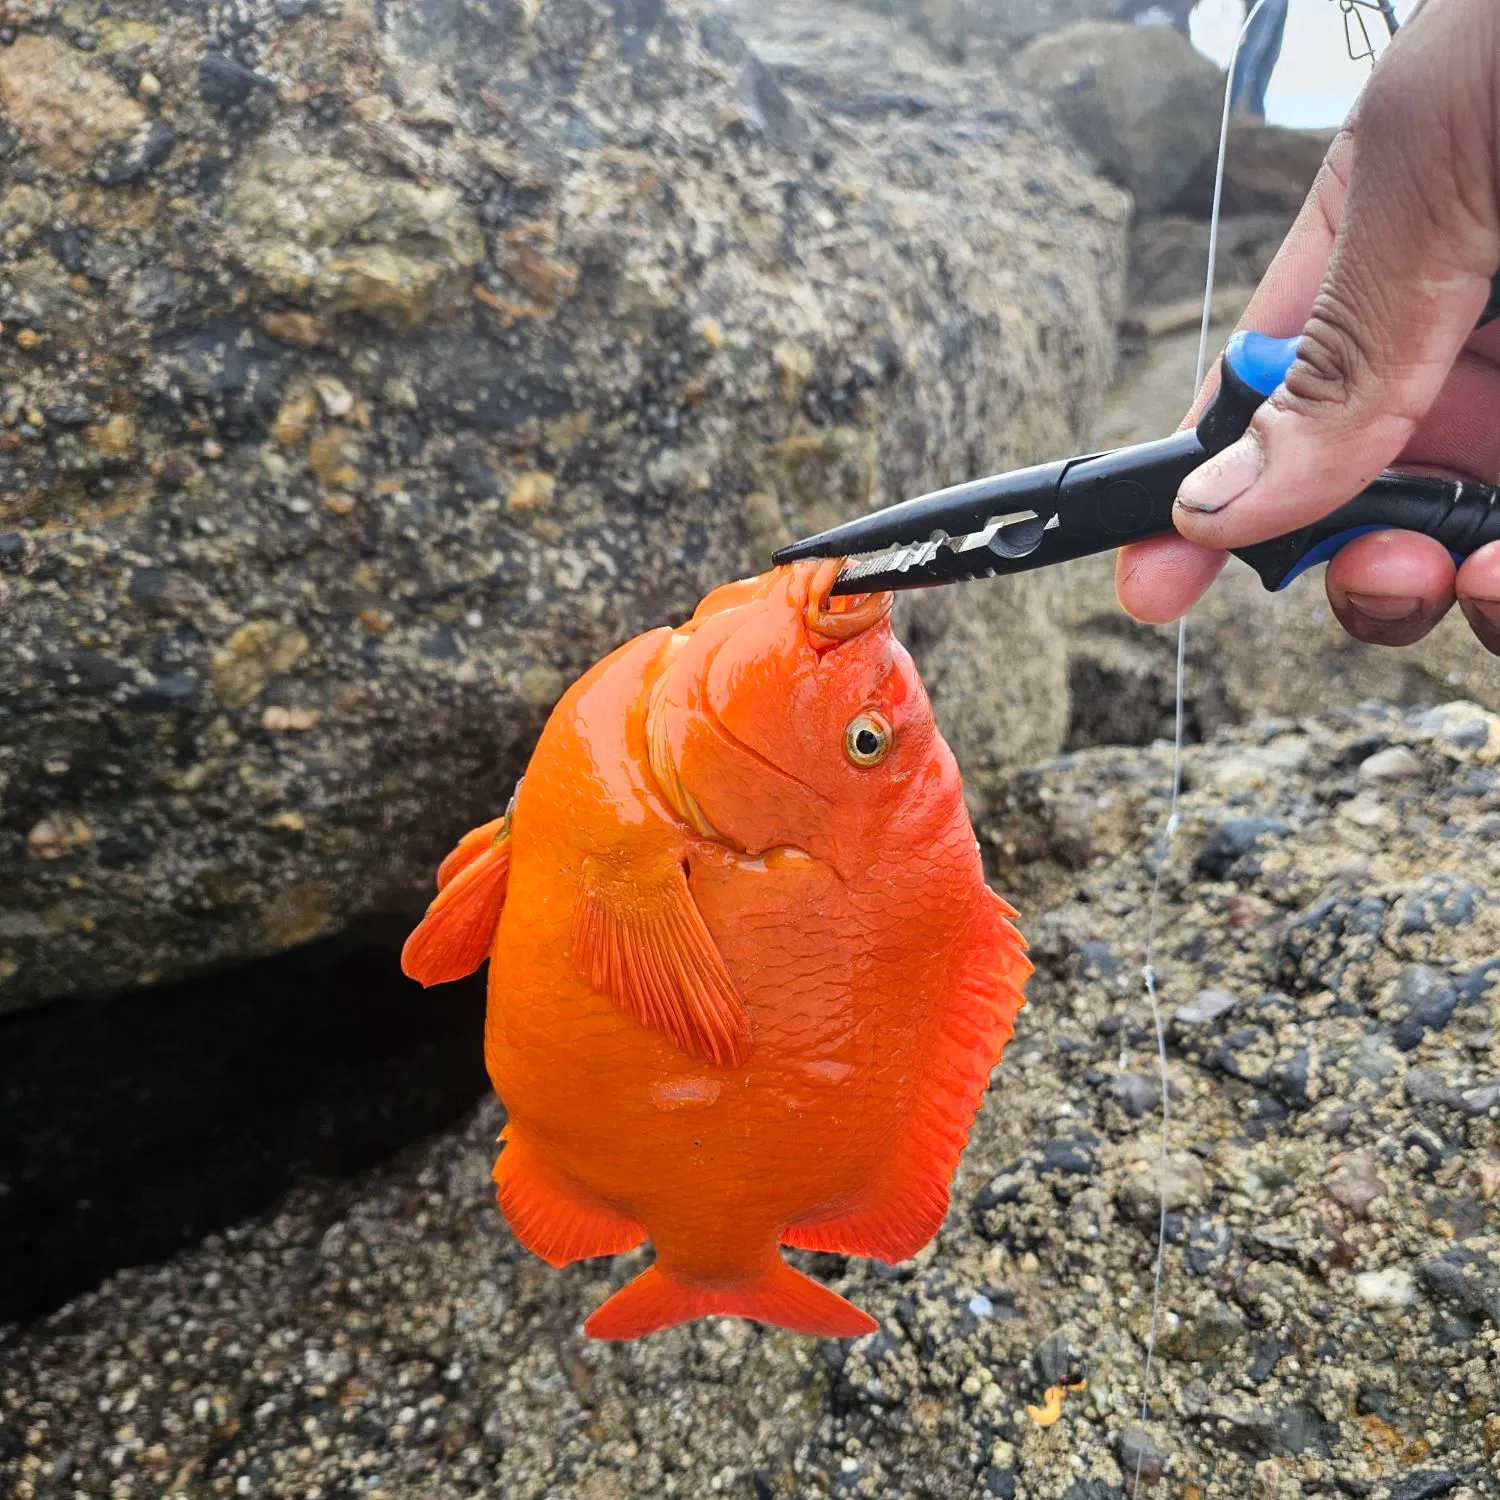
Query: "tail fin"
583 1259 878 1341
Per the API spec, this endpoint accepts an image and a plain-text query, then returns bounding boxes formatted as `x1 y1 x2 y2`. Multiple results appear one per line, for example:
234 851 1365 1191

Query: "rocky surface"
809 0 1117 65
0 0 1127 1014
1011 21 1224 215
720 0 1012 112
1121 116 1327 323
6 701 1500 1498
1126 212 1291 310
1170 120 1337 220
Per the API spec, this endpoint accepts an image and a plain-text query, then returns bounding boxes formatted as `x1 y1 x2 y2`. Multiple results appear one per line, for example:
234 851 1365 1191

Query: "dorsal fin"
436 815 508 890
402 828 511 986
574 851 751 1067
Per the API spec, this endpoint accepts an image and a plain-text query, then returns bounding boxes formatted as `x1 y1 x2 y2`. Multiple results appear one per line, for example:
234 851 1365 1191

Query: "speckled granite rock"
0 0 1126 1013
4 702 1498 1498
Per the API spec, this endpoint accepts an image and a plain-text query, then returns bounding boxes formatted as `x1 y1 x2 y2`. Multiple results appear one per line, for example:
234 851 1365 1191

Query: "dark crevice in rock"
0 936 486 1327
1064 634 1235 751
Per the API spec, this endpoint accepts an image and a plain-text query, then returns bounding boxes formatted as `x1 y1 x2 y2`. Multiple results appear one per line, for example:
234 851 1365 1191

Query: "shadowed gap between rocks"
0 932 488 1328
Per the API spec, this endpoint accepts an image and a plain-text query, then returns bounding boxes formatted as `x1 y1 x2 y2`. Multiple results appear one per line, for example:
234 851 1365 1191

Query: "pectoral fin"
574 852 751 1067
402 827 511 987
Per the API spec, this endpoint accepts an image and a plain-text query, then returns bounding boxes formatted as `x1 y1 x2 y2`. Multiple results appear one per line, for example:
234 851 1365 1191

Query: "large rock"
1065 551 1500 749
1128 211 1291 308
1171 118 1336 218
718 0 1102 115
760 0 1117 66
970 0 1121 46
1011 20 1224 214
717 0 1009 114
0 0 1127 1013
7 703 1500 1495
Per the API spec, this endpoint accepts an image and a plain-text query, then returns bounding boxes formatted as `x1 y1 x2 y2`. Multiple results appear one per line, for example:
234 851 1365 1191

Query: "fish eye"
844 711 893 768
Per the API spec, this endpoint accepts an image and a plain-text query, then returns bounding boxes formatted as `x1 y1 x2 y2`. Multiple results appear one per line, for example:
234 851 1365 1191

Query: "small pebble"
1174 988 1237 1027
1459 1082 1500 1116
1419 700 1498 752
1119 1425 1169 1486
314 376 354 417
1326 1150 1385 1218
1107 1073 1160 1118
1040 1134 1097 1177
1355 1267 1415 1309
138 71 162 97
1359 744 1422 781
261 706 320 732
1387 1470 1466 1500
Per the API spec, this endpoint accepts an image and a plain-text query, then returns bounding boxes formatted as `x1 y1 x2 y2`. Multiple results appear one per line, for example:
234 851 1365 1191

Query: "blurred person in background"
1114 0 1197 35
1229 0 1290 117
1115 0 1287 120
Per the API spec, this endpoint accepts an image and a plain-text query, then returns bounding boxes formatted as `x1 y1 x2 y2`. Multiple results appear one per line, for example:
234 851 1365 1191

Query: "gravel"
3 700 1499 1498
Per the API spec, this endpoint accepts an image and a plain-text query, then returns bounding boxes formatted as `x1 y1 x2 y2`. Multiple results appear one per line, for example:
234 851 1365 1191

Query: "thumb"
1171 0 1500 550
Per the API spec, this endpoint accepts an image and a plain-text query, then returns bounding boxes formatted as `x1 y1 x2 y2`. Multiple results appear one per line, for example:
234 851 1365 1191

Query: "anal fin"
574 852 751 1067
782 1181 951 1264
493 1127 646 1268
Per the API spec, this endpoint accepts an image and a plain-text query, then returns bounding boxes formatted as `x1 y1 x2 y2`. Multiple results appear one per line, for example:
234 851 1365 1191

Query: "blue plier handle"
773 332 1500 596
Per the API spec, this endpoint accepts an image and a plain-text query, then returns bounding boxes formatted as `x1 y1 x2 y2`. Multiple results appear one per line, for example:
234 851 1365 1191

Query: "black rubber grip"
1234 472 1500 590
1479 270 1500 329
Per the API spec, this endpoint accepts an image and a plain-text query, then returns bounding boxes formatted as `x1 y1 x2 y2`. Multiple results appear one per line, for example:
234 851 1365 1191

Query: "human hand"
1116 0 1500 652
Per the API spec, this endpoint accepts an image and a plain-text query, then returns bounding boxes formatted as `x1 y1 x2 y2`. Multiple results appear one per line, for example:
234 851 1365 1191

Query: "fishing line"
1131 3 1402 1478
1130 5 1265 1488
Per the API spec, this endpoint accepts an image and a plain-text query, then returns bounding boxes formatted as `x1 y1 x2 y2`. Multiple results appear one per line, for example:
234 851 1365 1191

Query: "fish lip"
803 558 893 644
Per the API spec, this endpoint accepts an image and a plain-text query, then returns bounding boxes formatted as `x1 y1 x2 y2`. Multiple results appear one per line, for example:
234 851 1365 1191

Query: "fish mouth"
802 558 892 645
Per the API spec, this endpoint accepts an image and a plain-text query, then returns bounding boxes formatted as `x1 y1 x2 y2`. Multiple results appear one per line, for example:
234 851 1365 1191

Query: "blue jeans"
1230 0 1289 119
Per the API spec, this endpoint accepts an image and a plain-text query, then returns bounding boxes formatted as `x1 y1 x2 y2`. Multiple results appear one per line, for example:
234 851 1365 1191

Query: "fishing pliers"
772 331 1500 597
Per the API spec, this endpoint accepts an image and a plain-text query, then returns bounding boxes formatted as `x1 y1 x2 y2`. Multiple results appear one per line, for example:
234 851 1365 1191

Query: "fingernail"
1464 598 1500 627
1176 433 1263 514
1344 592 1422 622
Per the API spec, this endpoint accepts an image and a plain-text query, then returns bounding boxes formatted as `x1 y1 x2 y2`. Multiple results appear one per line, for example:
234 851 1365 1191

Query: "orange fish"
402 560 1030 1339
